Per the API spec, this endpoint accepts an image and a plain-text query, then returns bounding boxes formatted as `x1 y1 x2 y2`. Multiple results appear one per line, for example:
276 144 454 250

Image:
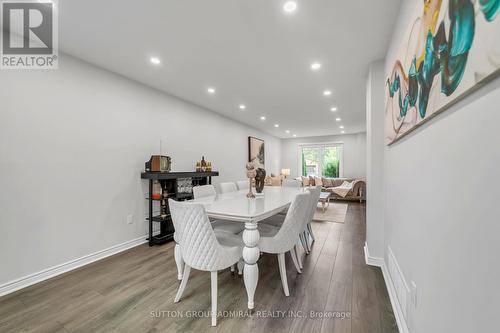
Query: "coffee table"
319 191 332 212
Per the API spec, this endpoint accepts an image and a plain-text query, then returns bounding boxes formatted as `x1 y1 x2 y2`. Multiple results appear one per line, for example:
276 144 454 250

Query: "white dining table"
190 186 303 310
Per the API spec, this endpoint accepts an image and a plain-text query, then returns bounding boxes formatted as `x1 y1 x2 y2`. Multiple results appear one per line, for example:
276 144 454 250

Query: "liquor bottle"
160 199 167 219
152 180 162 200
201 156 207 172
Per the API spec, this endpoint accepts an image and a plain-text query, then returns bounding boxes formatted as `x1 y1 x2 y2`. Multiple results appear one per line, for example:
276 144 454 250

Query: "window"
300 143 343 178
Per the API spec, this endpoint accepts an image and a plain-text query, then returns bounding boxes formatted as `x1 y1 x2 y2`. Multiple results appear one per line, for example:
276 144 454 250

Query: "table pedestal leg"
242 221 260 309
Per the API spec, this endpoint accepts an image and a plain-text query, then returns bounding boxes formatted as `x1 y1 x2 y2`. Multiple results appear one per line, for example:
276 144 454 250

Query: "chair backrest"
169 199 229 271
193 185 216 199
236 180 249 190
305 186 322 226
272 192 311 252
282 179 301 188
219 182 238 193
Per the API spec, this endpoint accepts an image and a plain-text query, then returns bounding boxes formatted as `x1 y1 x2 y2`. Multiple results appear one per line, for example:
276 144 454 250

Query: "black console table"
141 171 219 246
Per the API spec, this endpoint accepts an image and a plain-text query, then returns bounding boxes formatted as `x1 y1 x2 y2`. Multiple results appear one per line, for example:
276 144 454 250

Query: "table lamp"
281 168 290 178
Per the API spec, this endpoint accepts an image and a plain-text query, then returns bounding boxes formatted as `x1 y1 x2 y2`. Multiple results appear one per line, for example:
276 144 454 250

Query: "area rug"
313 202 348 223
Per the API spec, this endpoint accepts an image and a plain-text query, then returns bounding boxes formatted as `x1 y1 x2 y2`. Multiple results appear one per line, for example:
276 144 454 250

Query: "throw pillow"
301 176 309 186
341 180 352 187
323 177 333 187
315 177 323 186
309 176 315 186
332 179 343 187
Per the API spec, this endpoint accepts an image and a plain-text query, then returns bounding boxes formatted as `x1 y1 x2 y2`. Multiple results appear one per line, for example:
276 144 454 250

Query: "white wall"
281 133 366 179
365 60 385 259
378 1 500 332
0 54 281 287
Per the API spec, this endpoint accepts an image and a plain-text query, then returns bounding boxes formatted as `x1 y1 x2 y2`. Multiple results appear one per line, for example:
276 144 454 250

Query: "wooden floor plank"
287 221 340 333
320 239 353 333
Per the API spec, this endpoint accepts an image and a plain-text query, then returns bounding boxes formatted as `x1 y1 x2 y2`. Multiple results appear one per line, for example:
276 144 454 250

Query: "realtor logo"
1 0 58 69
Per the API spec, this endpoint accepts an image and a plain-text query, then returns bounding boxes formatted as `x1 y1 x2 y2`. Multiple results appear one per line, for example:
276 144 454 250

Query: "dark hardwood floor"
0 203 398 333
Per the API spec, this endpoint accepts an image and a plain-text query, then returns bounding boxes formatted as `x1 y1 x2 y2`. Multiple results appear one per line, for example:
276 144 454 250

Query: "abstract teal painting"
385 0 500 144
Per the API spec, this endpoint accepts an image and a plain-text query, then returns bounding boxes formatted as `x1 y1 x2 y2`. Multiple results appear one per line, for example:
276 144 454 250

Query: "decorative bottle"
201 156 207 172
152 180 162 200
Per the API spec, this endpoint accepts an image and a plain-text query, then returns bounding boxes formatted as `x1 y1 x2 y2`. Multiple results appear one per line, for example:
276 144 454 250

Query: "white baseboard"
363 242 384 267
0 235 148 297
380 259 410 333
364 242 409 333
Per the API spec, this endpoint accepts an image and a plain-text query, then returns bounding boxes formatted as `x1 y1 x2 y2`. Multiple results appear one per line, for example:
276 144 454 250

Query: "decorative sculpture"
246 162 257 198
255 168 266 194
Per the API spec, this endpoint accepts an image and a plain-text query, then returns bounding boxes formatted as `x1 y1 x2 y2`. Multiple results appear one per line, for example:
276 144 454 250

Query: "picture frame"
385 1 500 145
248 136 265 169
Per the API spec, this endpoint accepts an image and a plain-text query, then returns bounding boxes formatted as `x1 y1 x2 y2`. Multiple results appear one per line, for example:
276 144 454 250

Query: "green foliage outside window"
301 145 341 178
301 151 307 177
322 147 340 178
323 161 339 178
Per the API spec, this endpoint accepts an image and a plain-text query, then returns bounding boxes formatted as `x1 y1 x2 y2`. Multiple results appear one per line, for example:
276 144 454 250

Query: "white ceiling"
58 0 400 138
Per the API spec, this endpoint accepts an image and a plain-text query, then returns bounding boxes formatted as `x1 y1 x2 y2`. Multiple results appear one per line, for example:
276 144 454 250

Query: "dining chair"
275 179 301 217
192 185 244 234
260 218 309 257
259 186 321 262
304 186 321 246
188 185 244 276
236 180 249 190
257 192 311 296
219 182 238 193
282 179 301 187
193 184 216 198
169 199 244 326
294 186 321 257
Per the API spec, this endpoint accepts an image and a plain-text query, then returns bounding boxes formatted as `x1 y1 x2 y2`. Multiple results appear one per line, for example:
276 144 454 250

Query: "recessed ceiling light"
260 116 266 121
285 130 290 134
311 62 321 71
207 87 216 94
274 124 280 128
323 90 332 96
330 107 338 112
341 130 345 134
339 125 345 129
293 134 297 137
335 117 341 122
239 104 246 110
150 57 161 65
283 1 297 13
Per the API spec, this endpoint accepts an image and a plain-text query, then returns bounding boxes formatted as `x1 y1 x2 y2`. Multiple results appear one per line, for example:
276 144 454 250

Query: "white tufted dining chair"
169 199 243 327
257 192 311 296
219 182 238 193
274 179 301 217
193 184 216 198
236 180 249 190
176 185 244 277
293 186 322 259
259 186 321 267
295 186 321 257
192 185 244 234
304 186 321 246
